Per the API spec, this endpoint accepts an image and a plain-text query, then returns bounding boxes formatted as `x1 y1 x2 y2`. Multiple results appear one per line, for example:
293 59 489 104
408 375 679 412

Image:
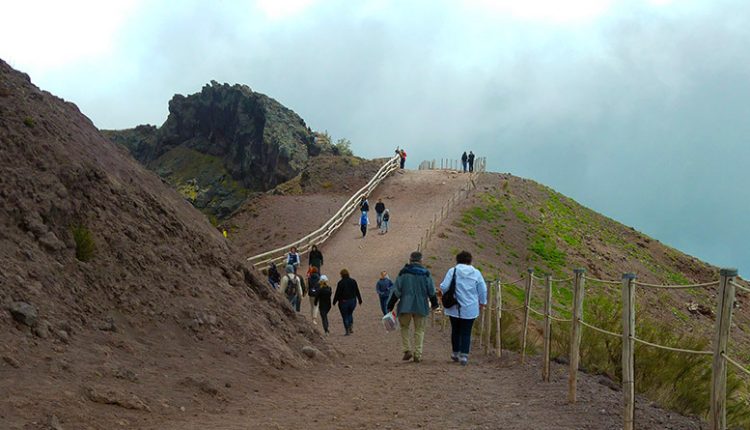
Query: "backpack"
308 274 320 298
284 275 298 298
383 211 390 222
442 267 460 311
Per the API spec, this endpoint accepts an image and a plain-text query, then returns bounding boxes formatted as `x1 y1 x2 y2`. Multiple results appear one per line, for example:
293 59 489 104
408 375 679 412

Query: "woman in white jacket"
439 251 487 366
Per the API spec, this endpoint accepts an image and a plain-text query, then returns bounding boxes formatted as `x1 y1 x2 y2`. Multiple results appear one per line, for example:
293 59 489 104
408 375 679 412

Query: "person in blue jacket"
375 271 394 315
439 250 487 366
359 211 369 238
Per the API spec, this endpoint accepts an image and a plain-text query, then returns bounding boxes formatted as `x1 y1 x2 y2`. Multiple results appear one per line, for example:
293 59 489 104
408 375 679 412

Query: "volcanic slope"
0 60 330 429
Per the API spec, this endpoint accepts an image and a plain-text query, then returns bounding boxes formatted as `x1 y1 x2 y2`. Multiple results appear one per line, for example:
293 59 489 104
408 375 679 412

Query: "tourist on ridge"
360 211 369 238
374 198 386 228
307 266 321 324
375 271 394 315
332 269 362 335
315 275 333 335
308 244 324 271
280 264 303 312
387 251 439 363
440 250 487 366
268 262 281 290
360 195 369 215
380 209 390 234
399 149 407 169
461 151 468 173
468 151 475 173
286 246 301 273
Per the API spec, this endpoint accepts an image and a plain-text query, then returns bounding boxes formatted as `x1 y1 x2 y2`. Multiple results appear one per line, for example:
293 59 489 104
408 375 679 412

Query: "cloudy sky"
2 0 748 276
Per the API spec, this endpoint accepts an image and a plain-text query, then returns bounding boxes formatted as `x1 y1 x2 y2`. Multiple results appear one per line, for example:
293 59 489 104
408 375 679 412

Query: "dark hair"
311 244 318 251
340 268 350 278
456 251 472 265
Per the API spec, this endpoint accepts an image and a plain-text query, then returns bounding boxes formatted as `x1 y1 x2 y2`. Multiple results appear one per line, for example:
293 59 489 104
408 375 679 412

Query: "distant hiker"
461 151 468 173
360 195 370 215
468 151 475 173
387 251 439 363
308 244 324 271
399 149 407 169
280 264 303 312
307 266 321 324
439 251 487 366
286 246 300 273
315 275 333 335
333 269 362 335
380 209 390 234
268 262 281 290
359 211 369 238
376 271 394 315
375 198 386 228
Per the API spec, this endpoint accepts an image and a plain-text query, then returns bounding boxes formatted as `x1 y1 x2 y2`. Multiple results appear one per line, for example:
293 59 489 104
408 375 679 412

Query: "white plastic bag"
382 311 398 332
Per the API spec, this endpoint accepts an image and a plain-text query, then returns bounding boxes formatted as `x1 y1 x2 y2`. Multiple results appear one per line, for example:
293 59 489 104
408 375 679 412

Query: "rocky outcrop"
103 81 334 218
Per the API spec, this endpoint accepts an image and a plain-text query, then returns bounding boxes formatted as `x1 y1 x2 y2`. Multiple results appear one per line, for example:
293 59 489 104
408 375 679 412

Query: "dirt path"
165 170 701 429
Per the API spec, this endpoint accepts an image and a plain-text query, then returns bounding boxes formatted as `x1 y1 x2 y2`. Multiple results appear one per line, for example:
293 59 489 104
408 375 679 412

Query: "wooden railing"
468 268 750 430
246 154 400 268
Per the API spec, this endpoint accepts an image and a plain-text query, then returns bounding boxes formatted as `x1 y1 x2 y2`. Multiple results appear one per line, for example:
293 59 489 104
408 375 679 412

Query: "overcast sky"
2 0 748 276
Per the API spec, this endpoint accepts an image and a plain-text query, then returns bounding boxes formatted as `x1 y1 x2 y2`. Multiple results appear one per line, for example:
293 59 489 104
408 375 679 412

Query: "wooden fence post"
521 269 534 364
568 268 585 403
483 281 492 355
622 273 636 430
542 275 553 382
495 279 502 358
709 268 738 430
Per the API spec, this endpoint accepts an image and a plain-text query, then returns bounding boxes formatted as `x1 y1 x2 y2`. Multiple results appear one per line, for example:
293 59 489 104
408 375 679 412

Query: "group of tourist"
358 196 390 237
461 151 476 173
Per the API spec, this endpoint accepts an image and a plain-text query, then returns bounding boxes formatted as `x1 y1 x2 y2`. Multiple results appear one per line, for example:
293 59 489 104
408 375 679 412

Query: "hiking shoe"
451 352 459 362
459 355 469 366
402 351 413 361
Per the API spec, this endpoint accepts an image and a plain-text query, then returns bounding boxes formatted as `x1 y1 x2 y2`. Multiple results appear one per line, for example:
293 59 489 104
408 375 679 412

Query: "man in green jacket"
388 251 439 363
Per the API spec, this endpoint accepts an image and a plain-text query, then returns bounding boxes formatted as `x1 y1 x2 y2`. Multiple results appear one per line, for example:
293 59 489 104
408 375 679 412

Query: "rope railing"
634 280 719 289
731 281 750 294
578 319 623 339
631 336 713 355
722 353 750 377
585 277 622 285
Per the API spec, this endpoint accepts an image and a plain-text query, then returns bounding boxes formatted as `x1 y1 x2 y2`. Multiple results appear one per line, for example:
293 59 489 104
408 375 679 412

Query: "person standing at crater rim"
461 151 468 173
468 151 475 173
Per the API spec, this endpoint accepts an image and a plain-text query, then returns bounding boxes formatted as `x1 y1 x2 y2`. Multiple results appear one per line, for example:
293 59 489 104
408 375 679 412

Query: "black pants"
449 316 475 354
360 224 367 237
400 158 405 169
320 308 330 333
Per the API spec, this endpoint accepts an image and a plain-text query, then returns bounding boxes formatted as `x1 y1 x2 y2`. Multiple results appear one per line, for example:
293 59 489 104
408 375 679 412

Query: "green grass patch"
72 225 96 261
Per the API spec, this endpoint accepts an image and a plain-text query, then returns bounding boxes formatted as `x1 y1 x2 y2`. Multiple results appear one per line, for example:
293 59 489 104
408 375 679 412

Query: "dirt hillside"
0 60 330 429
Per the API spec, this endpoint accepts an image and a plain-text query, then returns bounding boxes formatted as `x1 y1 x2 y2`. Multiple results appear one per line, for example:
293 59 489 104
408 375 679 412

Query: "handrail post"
542 274 553 382
622 273 636 430
495 279 502 358
710 268 738 430
483 281 492 355
568 268 585 403
521 268 534 364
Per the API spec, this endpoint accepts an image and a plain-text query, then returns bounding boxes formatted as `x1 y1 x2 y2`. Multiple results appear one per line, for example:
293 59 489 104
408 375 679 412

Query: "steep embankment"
0 60 330 429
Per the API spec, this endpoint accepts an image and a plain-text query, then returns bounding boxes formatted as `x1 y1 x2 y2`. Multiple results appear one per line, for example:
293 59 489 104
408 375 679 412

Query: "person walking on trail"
307 266 321 324
440 251 487 366
315 275 333 335
375 271 394 315
374 198 386 228
280 264 304 312
333 269 362 335
359 211 369 238
308 244 324 271
387 251 439 363
461 151 468 173
286 246 301 273
468 151 475 173
267 262 281 290
399 149 407 169
360 195 369 215
380 208 390 234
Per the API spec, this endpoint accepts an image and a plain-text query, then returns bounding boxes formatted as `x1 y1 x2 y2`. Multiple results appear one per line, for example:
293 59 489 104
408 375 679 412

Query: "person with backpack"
387 251 439 363
315 275 333 335
308 244 324 271
286 247 301 273
307 266 321 324
374 198 386 228
267 262 281 290
380 209 390 234
280 264 303 312
461 151 468 173
376 271 394 315
439 251 487 366
359 211 369 238
468 151 475 173
332 269 362 335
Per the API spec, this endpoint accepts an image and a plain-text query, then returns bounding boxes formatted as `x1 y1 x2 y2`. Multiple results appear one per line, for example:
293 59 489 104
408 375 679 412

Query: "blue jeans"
289 295 300 312
449 316 475 354
376 212 383 228
462 160 467 172
379 295 389 315
338 299 357 329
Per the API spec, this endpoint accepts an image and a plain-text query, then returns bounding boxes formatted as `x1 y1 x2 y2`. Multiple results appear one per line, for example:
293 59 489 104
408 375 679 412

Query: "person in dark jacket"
376 271 394 315
315 275 333 334
387 251 439 362
267 262 281 290
468 151 475 172
308 244 324 271
360 196 369 215
461 151 468 173
332 269 363 335
374 198 386 228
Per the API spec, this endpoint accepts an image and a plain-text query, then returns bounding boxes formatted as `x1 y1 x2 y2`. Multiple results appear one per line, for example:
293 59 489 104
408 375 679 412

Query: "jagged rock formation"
103 81 333 218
